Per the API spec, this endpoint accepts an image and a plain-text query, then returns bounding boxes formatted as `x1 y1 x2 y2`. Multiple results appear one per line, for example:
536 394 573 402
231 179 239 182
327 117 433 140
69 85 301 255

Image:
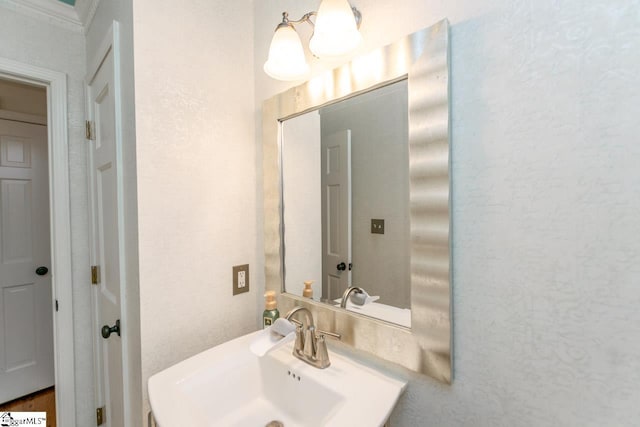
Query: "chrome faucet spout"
340 286 365 308
284 306 314 328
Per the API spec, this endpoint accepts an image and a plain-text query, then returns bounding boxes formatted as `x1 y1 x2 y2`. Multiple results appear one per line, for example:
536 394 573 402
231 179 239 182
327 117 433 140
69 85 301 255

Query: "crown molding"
0 0 101 33
75 0 99 34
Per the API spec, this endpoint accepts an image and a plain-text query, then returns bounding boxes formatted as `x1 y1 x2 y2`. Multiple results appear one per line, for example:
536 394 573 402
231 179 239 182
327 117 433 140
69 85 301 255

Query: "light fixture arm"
277 6 362 30
280 11 317 28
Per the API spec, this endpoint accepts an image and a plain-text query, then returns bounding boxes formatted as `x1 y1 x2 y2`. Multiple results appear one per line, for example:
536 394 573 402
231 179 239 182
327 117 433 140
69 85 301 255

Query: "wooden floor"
0 387 56 427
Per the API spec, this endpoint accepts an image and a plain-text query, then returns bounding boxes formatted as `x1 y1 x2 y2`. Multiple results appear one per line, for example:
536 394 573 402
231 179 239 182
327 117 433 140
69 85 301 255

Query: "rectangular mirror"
263 19 452 382
282 79 411 327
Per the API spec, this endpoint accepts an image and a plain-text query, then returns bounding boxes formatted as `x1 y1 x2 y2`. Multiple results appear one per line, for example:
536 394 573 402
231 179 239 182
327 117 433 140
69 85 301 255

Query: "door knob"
35 266 49 276
336 262 346 271
101 319 120 339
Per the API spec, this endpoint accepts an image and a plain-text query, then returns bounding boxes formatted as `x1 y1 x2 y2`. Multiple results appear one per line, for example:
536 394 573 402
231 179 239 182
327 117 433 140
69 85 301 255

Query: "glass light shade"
264 24 310 81
309 0 362 58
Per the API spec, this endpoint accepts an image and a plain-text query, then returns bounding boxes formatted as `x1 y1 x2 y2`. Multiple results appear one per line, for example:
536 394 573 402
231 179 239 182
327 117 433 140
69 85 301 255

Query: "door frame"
0 58 77 426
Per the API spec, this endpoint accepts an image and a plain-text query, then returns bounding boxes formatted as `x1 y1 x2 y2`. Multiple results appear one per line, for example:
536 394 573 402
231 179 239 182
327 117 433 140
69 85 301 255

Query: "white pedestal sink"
148 330 407 426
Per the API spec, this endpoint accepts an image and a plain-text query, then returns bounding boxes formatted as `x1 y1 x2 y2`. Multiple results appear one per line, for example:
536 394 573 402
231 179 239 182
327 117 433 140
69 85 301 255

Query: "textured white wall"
255 0 640 425
0 8 91 424
132 0 256 419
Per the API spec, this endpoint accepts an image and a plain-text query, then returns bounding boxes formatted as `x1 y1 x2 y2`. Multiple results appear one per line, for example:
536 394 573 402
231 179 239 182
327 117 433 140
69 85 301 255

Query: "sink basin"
148 330 407 426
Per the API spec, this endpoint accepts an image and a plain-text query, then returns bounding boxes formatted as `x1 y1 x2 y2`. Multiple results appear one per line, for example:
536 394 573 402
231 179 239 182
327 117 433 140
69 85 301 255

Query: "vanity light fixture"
263 0 363 81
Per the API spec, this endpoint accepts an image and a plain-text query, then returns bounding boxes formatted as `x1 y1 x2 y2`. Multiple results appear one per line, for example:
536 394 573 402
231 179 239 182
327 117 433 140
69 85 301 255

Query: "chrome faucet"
285 306 341 369
340 286 365 308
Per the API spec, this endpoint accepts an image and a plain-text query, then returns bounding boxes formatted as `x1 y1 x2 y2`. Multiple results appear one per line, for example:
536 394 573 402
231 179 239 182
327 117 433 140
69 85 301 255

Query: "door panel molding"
0 57 76 426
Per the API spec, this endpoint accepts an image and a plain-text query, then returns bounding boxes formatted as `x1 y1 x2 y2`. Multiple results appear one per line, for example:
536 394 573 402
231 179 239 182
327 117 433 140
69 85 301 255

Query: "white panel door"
0 119 53 403
321 130 352 301
87 47 124 427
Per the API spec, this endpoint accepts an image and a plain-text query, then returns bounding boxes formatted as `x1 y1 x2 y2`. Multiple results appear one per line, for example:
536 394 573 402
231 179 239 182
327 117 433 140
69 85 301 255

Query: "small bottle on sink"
263 291 280 329
302 280 314 298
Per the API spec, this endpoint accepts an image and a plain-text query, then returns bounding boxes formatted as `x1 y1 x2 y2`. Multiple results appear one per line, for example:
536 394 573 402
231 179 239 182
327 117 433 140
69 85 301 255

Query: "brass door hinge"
96 406 105 426
86 120 96 140
91 265 100 285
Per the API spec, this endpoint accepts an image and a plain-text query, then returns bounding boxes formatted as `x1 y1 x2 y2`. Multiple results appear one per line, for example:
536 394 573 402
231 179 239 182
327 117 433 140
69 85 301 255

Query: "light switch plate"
232 264 249 295
371 219 385 234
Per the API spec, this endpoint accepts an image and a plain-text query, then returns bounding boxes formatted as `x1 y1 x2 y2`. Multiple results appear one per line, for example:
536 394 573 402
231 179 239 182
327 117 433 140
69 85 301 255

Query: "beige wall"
255 0 640 425
132 0 257 420
0 79 47 116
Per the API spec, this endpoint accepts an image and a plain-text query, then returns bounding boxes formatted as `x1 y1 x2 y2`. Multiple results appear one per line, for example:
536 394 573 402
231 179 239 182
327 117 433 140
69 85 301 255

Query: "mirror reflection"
282 79 411 327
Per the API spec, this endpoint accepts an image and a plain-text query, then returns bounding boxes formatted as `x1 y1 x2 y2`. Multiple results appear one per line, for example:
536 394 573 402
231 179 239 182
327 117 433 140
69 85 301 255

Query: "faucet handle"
315 335 331 368
314 330 340 369
315 329 341 369
316 329 341 340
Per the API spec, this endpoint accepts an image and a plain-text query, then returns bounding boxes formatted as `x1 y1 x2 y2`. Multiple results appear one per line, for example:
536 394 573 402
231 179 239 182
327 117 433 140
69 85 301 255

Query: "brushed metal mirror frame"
262 19 452 382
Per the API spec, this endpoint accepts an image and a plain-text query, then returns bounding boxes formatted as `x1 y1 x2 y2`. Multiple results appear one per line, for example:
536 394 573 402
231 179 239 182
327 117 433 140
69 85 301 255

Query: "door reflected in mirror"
282 79 411 327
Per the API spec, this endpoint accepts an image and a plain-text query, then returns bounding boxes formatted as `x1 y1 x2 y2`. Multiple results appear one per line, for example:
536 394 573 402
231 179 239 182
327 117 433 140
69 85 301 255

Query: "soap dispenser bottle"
263 290 279 328
303 280 314 298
